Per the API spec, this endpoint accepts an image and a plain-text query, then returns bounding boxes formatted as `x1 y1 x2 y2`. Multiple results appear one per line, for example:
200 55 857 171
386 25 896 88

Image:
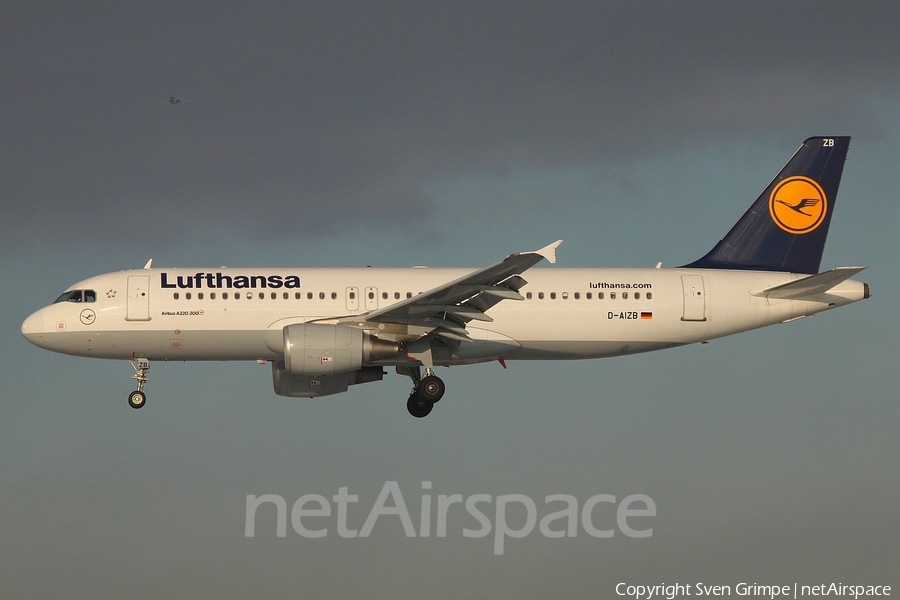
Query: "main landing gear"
128 358 150 409
399 366 446 418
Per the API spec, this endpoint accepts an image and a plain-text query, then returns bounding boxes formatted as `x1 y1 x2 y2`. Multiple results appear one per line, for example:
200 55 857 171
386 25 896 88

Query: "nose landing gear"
128 358 150 409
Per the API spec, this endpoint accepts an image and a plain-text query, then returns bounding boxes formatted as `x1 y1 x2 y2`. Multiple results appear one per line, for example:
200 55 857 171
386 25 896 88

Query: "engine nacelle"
282 323 399 376
272 362 385 398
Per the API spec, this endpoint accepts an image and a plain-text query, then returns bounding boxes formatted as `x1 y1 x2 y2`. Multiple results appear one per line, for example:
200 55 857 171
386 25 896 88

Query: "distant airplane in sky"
166 95 186 104
22 137 868 417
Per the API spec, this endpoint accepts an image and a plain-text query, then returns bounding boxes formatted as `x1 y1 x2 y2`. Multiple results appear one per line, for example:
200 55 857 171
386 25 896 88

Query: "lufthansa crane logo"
768 176 827 234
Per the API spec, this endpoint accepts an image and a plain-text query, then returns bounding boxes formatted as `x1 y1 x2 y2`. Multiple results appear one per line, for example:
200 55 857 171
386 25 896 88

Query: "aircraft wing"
361 240 562 342
753 266 866 300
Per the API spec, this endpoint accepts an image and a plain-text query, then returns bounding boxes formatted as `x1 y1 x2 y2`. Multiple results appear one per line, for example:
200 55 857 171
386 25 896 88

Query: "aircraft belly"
512 340 678 359
40 330 277 361
451 327 522 362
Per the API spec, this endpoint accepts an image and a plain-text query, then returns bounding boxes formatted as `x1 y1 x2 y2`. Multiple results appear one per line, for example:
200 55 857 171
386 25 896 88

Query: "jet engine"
282 323 399 376
272 362 385 398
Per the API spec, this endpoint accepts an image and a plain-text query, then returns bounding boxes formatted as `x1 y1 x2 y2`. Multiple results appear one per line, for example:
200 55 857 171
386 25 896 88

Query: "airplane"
21 136 869 418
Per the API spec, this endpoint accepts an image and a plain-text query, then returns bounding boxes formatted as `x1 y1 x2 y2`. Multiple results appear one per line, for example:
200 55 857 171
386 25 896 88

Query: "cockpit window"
55 291 82 303
53 290 97 303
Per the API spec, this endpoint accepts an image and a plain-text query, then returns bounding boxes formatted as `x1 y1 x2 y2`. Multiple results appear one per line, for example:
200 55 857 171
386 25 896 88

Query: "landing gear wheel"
407 393 433 418
417 375 445 403
128 390 146 409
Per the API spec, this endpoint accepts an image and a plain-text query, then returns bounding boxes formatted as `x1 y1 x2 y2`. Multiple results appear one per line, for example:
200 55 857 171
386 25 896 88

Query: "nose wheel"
129 358 150 409
128 390 146 409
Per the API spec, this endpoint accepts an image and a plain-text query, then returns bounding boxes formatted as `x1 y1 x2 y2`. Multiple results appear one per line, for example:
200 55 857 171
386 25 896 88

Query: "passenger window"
198 292 204 300
610 292 616 299
295 292 301 299
562 292 568 300
319 292 325 300
308 292 313 299
538 292 544 299
186 293 192 300
211 293 216 300
599 292 604 299
174 292 180 300
526 292 532 299
623 292 628 299
368 292 374 300
395 292 400 299
587 292 592 299
349 292 356 300
635 292 640 300
331 292 337 300
550 292 556 299
647 292 653 300
407 292 412 299
223 292 229 300
382 292 388 300
246 292 252 299
259 292 265 300
574 292 580 299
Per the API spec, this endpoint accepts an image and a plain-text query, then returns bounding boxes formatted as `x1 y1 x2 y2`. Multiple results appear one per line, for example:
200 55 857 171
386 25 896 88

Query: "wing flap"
362 241 562 337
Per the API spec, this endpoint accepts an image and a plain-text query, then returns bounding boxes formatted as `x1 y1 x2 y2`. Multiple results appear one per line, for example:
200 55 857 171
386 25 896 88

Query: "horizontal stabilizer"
753 267 866 299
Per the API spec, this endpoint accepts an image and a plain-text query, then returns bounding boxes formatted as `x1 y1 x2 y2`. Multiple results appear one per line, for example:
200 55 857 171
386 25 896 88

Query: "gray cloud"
2 1 898 249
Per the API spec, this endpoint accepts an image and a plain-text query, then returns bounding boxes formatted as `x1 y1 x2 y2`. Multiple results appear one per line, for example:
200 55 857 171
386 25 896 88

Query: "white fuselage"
21 266 866 366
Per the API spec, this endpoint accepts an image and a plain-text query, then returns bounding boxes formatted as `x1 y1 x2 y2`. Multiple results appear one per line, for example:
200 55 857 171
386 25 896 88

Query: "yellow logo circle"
768 176 827 234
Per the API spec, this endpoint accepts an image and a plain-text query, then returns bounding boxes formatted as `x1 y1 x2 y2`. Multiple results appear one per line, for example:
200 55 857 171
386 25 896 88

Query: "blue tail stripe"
683 136 850 274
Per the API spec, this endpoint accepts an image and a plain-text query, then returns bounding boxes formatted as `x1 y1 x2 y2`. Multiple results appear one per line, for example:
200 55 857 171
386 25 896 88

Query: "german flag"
640 312 653 320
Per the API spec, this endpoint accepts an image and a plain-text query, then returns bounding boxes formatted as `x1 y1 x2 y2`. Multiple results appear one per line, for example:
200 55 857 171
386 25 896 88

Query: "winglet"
143 259 153 269
535 240 563 264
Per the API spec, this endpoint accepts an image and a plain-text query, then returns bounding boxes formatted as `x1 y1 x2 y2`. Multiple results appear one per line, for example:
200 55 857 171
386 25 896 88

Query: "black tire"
417 375 445 403
128 390 146 409
407 394 433 418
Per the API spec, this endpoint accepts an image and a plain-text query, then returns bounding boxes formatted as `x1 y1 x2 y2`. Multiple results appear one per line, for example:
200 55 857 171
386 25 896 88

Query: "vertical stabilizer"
683 136 850 274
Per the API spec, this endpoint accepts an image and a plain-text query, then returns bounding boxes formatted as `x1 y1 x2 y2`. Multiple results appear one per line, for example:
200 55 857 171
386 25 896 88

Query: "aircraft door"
126 276 151 321
346 287 360 311
681 275 707 322
365 287 378 311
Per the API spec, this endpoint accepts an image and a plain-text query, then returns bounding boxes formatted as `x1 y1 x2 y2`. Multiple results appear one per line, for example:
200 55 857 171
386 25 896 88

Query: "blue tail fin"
684 136 850 274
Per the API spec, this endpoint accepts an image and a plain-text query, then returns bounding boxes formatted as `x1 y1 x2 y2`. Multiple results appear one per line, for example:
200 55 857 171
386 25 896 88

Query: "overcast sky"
2 2 898 598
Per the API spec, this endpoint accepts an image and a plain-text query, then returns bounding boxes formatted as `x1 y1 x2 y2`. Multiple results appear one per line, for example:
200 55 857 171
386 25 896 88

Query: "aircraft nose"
21 310 47 346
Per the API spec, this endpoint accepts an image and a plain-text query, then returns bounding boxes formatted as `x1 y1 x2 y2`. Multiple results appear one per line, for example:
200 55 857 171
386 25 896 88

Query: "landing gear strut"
128 358 150 409
398 366 445 418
